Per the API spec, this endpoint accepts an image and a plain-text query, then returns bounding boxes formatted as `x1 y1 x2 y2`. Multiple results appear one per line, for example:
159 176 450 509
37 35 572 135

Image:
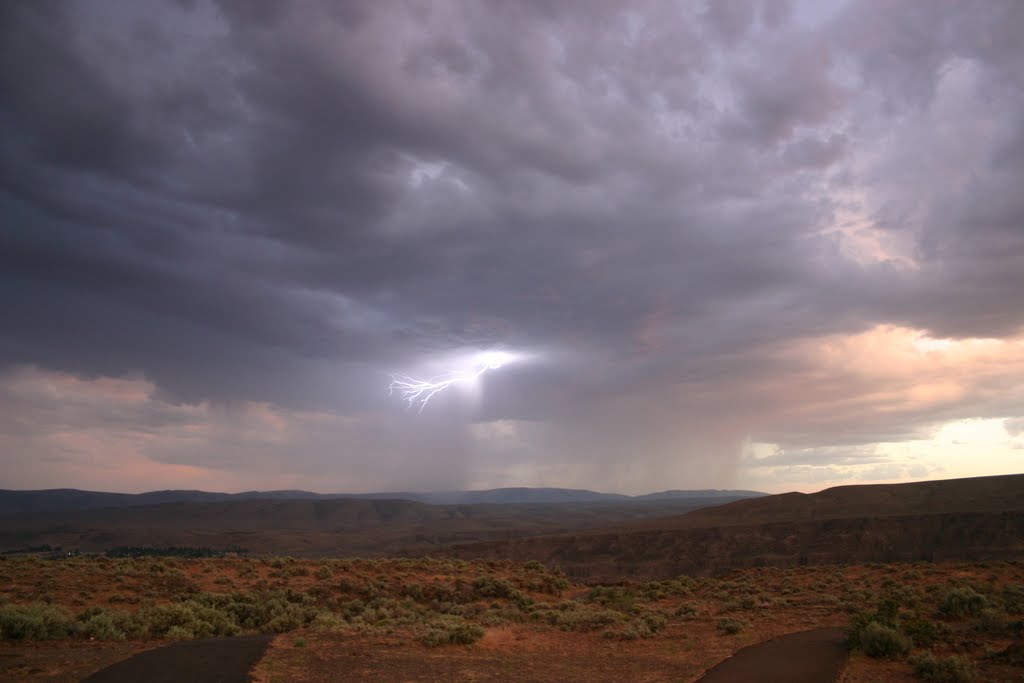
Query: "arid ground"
1 555 1022 682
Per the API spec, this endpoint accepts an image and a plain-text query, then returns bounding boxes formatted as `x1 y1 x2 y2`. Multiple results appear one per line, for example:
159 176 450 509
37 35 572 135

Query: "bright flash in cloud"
389 350 524 413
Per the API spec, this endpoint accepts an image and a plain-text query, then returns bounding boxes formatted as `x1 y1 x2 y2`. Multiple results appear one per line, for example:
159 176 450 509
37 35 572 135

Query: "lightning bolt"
389 351 514 413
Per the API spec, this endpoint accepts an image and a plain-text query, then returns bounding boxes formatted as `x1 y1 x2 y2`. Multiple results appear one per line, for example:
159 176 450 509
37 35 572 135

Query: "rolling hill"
0 493 759 557
0 486 763 517
3 475 1019 578
434 474 1024 579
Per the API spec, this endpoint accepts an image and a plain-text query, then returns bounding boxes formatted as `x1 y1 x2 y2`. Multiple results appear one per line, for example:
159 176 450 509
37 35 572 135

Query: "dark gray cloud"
1 0 1022 492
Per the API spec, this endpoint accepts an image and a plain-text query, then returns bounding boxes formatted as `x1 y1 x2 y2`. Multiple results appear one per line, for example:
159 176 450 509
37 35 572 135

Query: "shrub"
674 603 698 617
78 611 127 641
1001 584 1024 615
470 577 531 607
939 588 986 618
310 612 347 630
858 622 911 658
401 583 425 601
721 594 759 611
973 607 1005 633
195 590 322 633
715 617 747 635
143 601 242 639
166 625 193 639
479 605 523 627
0 603 74 640
79 608 148 640
159 570 201 596
471 577 516 599
525 575 569 595
910 652 976 683
584 586 636 612
419 616 484 647
534 603 624 631
480 580 532 609
618 612 666 640
874 596 901 624
663 576 696 596
901 613 944 647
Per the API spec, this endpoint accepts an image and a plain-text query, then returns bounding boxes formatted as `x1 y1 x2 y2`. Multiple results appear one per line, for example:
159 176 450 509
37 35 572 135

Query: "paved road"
695 627 848 683
80 634 272 683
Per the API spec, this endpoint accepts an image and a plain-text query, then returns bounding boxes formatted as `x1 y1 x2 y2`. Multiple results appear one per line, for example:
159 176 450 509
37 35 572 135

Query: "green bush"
618 612 667 640
78 611 127 640
910 652 976 682
874 596 901 625
159 569 201 596
660 576 695 596
534 603 624 631
310 612 347 630
901 613 944 647
194 590 321 633
674 602 698 617
471 577 532 608
584 586 637 612
1001 584 1024 615
143 601 242 639
715 617 747 635
419 616 484 647
401 583 425 601
471 577 517 599
0 603 74 640
939 588 987 618
858 621 911 658
479 605 524 627
973 607 1006 633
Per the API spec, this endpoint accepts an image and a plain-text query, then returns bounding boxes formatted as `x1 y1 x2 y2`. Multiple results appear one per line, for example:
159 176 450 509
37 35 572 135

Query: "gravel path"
79 634 272 683
695 627 848 683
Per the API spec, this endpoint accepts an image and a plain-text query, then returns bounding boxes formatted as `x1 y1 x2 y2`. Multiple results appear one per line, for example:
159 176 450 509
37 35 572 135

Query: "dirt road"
695 627 848 683
79 634 272 683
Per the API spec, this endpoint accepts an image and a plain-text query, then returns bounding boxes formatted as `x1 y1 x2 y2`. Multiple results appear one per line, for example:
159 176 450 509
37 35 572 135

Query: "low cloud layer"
2 1 1022 493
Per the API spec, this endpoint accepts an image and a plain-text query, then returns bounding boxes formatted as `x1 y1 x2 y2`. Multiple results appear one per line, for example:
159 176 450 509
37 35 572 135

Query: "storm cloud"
2 0 1022 493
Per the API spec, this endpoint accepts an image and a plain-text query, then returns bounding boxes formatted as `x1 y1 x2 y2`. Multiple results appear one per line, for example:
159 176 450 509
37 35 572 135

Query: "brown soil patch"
838 655 917 683
0 640 157 682
253 629 712 683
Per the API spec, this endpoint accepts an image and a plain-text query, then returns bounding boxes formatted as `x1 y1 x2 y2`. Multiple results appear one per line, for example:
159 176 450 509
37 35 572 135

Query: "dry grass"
0 555 1022 682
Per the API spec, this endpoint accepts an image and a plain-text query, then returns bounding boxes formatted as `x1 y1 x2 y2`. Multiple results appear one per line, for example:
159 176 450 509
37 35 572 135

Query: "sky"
1 0 1022 495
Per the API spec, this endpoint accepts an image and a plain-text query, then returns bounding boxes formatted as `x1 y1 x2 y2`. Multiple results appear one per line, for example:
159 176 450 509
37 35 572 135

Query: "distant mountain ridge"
632 489 765 501
1 476 1019 570
0 486 766 517
0 494 766 558
438 473 1024 579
